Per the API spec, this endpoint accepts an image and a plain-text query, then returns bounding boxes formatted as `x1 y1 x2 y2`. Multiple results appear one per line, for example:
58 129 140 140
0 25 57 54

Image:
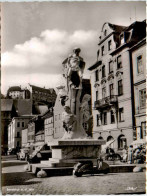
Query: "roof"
1 99 13 112
42 108 53 119
29 84 56 95
13 99 32 116
35 130 44 135
8 86 21 92
107 23 126 33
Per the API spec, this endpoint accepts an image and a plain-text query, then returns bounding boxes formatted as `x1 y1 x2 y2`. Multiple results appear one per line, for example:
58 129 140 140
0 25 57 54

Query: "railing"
95 95 118 109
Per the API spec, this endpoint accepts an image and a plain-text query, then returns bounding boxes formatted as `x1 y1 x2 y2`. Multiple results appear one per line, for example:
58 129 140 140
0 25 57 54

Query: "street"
1 156 146 195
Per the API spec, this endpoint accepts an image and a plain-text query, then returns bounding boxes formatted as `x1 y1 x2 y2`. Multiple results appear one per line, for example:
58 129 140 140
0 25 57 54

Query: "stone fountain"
44 48 105 167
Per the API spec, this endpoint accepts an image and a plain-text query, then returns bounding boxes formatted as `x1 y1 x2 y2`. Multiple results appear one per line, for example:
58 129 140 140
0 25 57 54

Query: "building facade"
88 20 146 151
8 116 33 150
29 84 57 107
21 128 28 148
130 38 146 140
27 115 45 148
1 99 16 154
42 108 54 143
7 86 30 99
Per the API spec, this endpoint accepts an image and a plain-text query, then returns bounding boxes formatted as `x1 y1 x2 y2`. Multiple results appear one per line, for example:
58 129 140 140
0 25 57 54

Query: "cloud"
1 29 98 94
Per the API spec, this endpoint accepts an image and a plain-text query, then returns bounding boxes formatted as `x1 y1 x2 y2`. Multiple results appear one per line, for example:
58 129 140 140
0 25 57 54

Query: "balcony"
94 95 118 109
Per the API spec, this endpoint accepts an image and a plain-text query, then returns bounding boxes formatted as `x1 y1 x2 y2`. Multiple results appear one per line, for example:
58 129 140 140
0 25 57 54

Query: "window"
118 80 123 96
17 132 20 138
102 87 106 98
95 70 99 81
102 112 107 125
108 40 112 50
101 46 104 56
110 110 115 124
109 61 113 73
22 122 24 127
118 135 126 150
96 114 100 126
137 55 143 74
102 65 106 78
17 122 20 127
104 29 107 36
17 141 19 147
96 91 98 101
117 55 122 69
97 50 100 60
119 108 124 122
139 89 146 108
141 122 146 139
109 84 114 97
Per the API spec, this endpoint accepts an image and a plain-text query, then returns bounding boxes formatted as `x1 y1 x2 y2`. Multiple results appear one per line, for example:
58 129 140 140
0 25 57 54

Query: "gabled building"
88 20 146 151
129 38 146 141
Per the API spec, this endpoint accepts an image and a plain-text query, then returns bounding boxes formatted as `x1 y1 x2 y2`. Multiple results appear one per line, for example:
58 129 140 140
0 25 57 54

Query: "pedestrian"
128 145 133 164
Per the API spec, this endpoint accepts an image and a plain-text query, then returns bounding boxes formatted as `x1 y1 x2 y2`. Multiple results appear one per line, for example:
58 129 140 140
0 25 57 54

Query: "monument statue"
60 48 88 139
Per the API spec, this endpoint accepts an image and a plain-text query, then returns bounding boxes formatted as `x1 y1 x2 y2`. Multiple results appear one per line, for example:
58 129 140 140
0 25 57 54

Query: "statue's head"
73 47 81 54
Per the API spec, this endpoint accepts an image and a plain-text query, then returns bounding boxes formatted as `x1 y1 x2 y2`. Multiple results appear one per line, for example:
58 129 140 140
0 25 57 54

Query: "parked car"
73 158 110 177
17 148 29 160
28 144 52 163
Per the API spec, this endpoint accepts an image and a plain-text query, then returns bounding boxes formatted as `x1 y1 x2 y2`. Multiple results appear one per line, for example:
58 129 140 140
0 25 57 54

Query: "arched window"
118 134 127 150
107 136 114 148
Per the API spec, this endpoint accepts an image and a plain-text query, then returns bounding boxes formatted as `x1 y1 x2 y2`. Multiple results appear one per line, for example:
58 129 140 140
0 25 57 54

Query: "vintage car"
17 148 29 160
73 159 110 177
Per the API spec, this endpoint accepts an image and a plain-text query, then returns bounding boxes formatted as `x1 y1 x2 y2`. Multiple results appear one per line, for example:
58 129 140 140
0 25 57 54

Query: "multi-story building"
7 86 30 99
8 116 33 150
88 20 146 151
28 84 57 108
42 108 54 143
130 38 146 141
1 99 17 154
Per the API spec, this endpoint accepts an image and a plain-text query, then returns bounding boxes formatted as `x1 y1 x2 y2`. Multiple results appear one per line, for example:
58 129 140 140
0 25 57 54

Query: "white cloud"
1 29 98 94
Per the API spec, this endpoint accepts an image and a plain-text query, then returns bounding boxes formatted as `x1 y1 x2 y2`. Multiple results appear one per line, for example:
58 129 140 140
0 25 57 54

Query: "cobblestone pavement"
1 157 146 195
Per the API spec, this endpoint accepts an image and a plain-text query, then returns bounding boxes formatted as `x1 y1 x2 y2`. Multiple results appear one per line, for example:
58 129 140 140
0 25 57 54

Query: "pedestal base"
42 139 105 167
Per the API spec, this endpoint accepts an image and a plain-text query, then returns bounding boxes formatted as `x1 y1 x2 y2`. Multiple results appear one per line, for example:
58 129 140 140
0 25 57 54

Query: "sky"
1 1 146 95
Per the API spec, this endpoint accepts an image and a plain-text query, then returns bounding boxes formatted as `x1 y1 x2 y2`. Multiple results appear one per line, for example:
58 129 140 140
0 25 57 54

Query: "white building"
8 116 33 150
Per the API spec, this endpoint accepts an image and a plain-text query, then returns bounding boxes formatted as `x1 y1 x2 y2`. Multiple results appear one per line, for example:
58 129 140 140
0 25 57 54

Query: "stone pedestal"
42 139 105 167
